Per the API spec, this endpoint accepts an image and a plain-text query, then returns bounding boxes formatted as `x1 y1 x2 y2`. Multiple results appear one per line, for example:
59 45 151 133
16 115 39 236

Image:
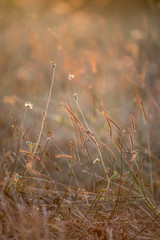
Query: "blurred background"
0 0 160 158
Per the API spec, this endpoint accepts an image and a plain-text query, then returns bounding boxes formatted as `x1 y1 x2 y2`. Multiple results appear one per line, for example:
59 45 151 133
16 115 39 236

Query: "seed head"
50 61 56 68
73 93 78 101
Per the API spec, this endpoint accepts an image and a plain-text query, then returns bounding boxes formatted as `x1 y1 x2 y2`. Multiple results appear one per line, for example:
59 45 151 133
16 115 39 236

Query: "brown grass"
0 0 160 239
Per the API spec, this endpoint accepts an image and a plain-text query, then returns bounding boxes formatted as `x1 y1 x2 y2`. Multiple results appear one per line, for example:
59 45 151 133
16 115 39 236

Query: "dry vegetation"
0 0 160 239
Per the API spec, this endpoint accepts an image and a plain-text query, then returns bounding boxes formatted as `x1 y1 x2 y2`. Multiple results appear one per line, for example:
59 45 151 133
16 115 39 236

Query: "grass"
0 1 160 239
0 64 160 239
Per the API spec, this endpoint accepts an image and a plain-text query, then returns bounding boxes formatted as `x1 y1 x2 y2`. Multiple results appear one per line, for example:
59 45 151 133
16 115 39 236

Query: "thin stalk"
108 136 123 220
139 98 153 197
20 108 28 149
81 168 110 223
56 141 75 212
33 66 56 158
74 95 105 172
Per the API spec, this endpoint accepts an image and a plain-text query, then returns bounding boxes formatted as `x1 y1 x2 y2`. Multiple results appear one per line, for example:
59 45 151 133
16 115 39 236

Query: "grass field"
0 0 160 239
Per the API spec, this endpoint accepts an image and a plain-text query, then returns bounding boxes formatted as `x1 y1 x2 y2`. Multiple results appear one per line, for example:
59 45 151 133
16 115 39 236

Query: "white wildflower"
24 101 34 109
68 74 75 80
93 157 101 164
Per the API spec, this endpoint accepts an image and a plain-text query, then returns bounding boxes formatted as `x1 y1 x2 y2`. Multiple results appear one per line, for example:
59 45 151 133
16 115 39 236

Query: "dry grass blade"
130 114 136 133
139 97 147 124
101 102 113 139
101 141 117 161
